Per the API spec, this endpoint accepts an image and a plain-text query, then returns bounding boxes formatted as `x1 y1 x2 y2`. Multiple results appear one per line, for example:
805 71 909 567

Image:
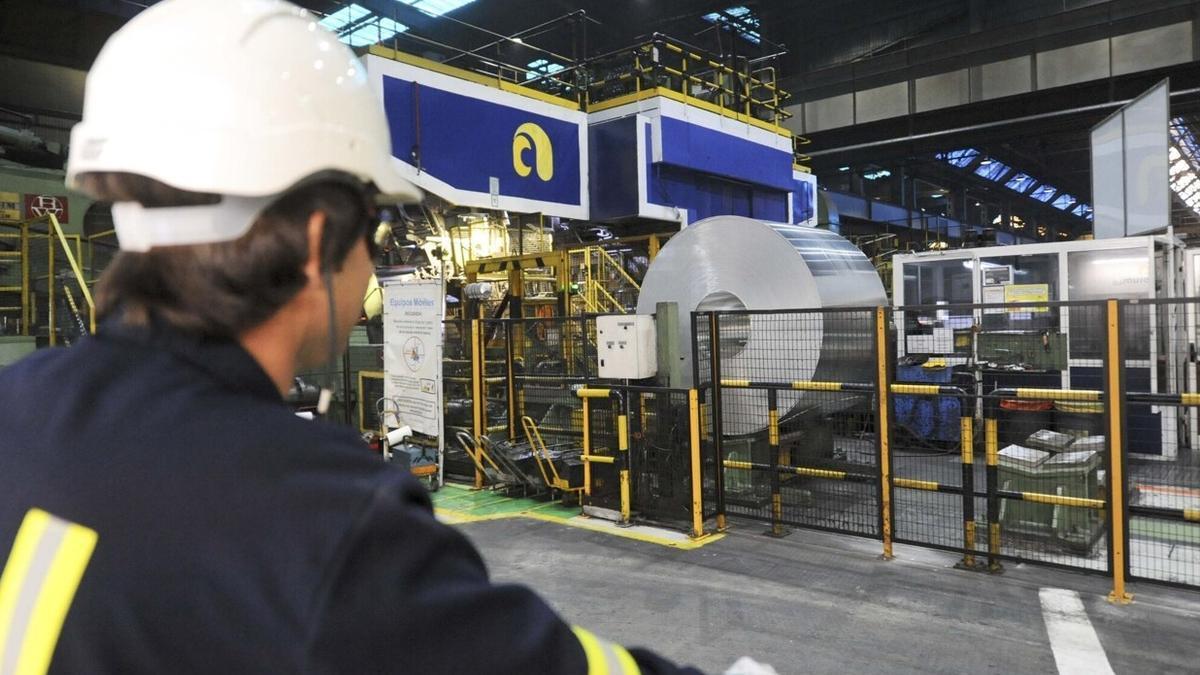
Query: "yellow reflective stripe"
571 626 641 675
720 379 750 388
0 509 98 675
0 512 49 668
614 645 640 674
1181 393 1200 407
1183 509 1200 523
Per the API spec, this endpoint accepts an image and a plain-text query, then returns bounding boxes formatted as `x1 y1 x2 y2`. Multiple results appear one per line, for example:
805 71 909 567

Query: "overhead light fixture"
838 166 850 172
863 169 891 180
511 37 524 44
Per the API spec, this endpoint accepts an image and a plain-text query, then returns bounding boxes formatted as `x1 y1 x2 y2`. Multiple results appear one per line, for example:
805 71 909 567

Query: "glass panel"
973 160 1011 181
1067 248 1151 359
936 149 979 169
1004 173 1037 193
319 3 370 31
1029 184 1057 202
902 259 974 306
977 253 1060 333
702 6 762 43
1052 193 1076 211
401 0 478 17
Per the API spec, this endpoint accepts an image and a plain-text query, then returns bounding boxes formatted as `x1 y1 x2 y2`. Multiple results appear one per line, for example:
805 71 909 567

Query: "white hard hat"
66 0 421 250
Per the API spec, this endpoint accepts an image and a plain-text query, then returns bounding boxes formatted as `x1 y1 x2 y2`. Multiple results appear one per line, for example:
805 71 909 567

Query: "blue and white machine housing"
364 41 816 228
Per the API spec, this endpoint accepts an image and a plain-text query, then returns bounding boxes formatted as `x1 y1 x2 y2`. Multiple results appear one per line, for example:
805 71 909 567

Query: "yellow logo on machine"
512 122 553 181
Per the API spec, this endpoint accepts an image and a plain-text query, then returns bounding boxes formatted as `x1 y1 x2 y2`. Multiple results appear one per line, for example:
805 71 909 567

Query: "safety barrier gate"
693 299 1200 599
446 317 711 537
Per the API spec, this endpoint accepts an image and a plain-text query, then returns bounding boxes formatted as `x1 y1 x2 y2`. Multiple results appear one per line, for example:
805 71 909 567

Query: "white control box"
597 315 657 379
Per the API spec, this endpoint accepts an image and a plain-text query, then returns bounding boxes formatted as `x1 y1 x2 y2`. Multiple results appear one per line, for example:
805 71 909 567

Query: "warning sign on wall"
24 194 69 223
0 192 19 221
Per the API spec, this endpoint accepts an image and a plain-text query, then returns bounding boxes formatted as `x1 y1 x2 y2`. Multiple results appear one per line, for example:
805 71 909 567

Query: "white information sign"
382 278 445 437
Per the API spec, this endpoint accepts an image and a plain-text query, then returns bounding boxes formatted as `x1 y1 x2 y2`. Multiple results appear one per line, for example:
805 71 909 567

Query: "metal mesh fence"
1121 299 1200 588
628 387 695 528
509 316 595 445
442 319 476 480
695 308 881 538
893 301 1111 573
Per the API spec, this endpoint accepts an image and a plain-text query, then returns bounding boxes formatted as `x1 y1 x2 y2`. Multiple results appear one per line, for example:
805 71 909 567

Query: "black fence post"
708 312 727 531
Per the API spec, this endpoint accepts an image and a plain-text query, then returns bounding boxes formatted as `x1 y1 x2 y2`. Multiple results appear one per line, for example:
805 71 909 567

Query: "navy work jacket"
0 319 698 674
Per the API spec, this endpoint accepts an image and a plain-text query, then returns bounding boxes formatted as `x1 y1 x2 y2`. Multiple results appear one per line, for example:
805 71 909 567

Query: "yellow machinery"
462 232 672 320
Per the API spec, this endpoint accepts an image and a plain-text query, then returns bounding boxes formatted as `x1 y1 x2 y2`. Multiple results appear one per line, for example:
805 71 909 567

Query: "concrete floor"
451 515 1200 674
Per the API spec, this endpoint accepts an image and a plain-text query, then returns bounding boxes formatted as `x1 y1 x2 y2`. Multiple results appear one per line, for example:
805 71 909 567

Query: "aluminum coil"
636 216 886 434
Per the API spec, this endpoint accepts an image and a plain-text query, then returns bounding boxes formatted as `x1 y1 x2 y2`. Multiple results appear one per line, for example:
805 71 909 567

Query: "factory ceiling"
5 0 1200 237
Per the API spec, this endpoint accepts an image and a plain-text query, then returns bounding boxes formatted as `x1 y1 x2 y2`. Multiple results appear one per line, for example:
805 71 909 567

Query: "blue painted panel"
588 117 639 221
657 117 794 191
792 180 814 223
381 75 582 206
647 162 787 224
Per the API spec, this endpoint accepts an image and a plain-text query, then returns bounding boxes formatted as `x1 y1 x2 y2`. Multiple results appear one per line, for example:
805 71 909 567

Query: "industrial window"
1051 193 1076 211
1004 172 1037 193
1169 118 1200 216
1071 204 1093 219
701 6 762 44
526 59 565 80
935 148 979 169
1028 184 1056 202
973 159 1011 181
320 4 408 47
397 0 478 17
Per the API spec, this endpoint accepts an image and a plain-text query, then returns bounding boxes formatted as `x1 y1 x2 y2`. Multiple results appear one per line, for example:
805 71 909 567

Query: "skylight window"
1004 173 1037 193
1169 116 1200 218
935 148 979 169
320 4 407 47
1051 193 1076 211
526 58 565 81
1071 204 1092 219
397 0 477 17
973 159 1011 181
701 6 762 44
1028 184 1057 202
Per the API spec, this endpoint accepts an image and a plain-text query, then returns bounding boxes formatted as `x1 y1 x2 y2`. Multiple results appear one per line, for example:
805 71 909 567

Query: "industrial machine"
893 235 1188 458
636 216 887 505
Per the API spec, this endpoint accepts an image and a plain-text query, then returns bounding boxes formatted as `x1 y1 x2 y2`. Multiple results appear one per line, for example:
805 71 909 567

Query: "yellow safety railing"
569 245 641 315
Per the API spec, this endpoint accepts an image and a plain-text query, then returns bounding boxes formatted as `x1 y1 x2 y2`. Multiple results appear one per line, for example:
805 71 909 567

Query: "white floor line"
1039 587 1115 675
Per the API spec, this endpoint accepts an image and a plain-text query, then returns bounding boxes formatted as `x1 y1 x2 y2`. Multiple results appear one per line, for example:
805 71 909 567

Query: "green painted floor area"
432 482 580 520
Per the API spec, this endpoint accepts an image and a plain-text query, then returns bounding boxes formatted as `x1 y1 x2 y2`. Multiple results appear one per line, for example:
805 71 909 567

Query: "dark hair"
83 173 371 338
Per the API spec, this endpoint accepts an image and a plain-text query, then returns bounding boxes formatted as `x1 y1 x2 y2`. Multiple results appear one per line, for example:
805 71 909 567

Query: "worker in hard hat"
0 1 708 673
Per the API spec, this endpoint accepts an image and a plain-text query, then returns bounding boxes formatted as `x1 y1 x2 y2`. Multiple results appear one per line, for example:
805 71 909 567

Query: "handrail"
590 281 625 314
594 246 641 291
